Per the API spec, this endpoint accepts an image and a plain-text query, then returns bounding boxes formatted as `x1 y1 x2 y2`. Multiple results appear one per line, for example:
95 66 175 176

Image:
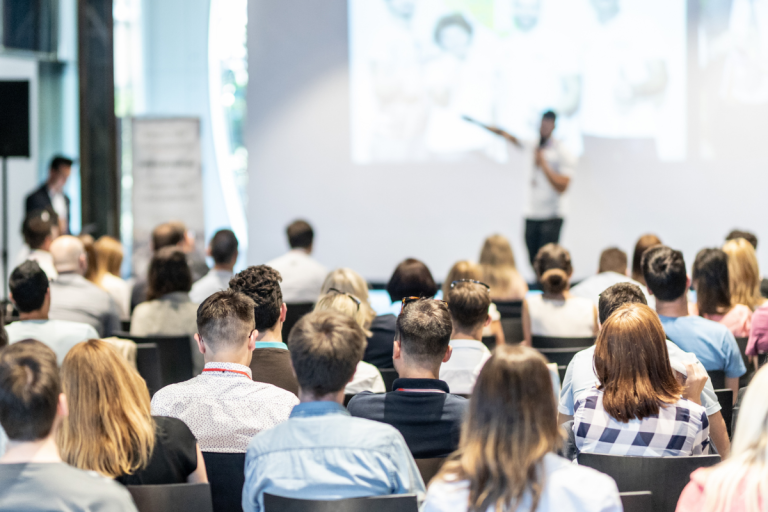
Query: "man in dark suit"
25 155 73 235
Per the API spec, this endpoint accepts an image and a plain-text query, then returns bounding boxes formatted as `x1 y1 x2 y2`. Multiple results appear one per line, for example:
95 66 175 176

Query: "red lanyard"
202 368 251 378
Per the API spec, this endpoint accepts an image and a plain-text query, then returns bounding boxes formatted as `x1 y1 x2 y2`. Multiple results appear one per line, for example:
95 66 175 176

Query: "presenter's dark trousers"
525 217 564 266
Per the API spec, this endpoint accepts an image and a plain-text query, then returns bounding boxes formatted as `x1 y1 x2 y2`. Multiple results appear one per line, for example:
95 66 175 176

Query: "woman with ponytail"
522 244 597 345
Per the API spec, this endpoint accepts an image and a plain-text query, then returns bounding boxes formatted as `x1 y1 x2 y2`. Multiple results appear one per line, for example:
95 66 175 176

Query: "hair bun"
541 268 568 294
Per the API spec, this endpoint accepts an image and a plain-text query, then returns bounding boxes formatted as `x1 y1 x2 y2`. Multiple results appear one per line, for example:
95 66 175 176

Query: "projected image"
349 0 687 163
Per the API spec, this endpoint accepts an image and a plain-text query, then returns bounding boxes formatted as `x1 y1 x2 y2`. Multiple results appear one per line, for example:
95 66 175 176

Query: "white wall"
246 0 768 283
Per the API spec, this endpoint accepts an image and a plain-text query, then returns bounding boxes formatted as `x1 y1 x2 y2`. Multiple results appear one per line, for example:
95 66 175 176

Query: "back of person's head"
598 247 628 274
210 229 238 265
533 243 572 294
642 245 687 302
632 234 662 284
22 209 56 250
726 229 758 250
50 235 85 273
446 281 491 332
147 246 192 301
722 238 764 310
197 289 256 352
314 291 371 336
286 220 314 250
386 258 438 303
50 155 74 173
320 268 376 329
692 248 732 316
9 261 49 313
57 339 155 478
479 235 519 295
151 221 187 251
288 310 366 397
598 282 647 324
437 345 560 512
78 234 99 283
0 340 61 441
94 236 124 276
396 298 452 367
229 265 282 331
442 261 482 299
595 303 682 421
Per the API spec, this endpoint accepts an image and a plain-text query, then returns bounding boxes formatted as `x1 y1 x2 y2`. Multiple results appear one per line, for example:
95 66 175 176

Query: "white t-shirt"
525 138 575 219
266 250 328 303
5 319 100 364
527 294 594 337
345 361 386 395
439 339 492 395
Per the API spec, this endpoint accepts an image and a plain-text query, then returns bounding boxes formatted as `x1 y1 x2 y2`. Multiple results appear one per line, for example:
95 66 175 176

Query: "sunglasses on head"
450 279 490 291
328 288 362 311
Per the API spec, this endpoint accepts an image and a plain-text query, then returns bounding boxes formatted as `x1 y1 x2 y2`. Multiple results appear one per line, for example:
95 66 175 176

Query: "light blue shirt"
242 401 425 512
660 315 747 378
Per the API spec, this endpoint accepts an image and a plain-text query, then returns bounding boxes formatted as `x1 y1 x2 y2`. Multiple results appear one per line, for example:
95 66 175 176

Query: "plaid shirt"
573 387 710 457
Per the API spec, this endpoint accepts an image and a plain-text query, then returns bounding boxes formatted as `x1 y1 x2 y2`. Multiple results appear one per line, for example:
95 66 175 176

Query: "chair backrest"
263 493 418 512
500 318 524 344
619 491 653 512
714 388 734 438
493 301 523 318
708 370 726 390
126 483 214 512
481 336 496 352
577 453 721 512
344 394 355 407
532 336 595 349
114 332 194 387
735 337 753 386
379 368 399 392
202 452 247 512
536 347 591 367
281 303 315 340
135 343 163 397
415 458 446 485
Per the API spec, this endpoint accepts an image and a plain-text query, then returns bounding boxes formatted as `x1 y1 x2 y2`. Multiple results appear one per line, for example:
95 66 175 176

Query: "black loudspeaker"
0 81 30 157
2 0 57 54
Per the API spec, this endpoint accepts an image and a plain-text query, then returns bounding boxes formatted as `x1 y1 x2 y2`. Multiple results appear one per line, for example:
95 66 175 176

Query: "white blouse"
527 294 594 338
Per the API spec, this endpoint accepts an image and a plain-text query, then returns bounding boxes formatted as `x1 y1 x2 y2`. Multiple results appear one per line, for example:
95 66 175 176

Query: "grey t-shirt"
0 462 137 511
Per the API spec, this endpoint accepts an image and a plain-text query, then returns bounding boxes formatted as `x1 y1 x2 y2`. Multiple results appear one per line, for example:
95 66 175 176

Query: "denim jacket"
242 401 425 512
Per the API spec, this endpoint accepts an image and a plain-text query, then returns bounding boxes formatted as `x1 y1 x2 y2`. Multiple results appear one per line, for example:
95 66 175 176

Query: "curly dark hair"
229 265 283 331
147 247 192 301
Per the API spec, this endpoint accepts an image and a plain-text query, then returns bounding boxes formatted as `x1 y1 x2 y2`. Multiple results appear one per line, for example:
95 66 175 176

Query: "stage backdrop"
247 0 768 283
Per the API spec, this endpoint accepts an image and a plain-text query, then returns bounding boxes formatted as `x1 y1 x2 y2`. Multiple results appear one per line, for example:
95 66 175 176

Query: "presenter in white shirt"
267 220 328 304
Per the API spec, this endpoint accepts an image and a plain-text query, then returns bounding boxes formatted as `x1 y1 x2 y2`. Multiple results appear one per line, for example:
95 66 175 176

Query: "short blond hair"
315 292 372 337
723 238 766 310
94 236 124 276
320 268 376 329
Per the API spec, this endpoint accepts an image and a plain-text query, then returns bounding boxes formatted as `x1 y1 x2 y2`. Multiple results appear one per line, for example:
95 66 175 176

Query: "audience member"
242 310 424 512
229 265 299 395
25 155 73 234
18 208 58 280
48 235 120 337
523 244 598 344
691 248 752 338
348 298 468 458
314 292 386 394
130 247 201 373
745 303 768 366
444 261 505 345
631 233 662 285
441 281 492 394
190 229 239 303
58 339 207 484
0 340 137 511
366 258 438 368
423 345 622 512
78 234 99 284
677 365 768 512
726 229 768 299
573 303 711 456
6 262 98 363
151 290 298 453
320 268 377 332
722 238 767 311
478 234 528 301
571 247 653 308
266 220 328 303
558 283 731 457
644 246 746 399
93 236 131 321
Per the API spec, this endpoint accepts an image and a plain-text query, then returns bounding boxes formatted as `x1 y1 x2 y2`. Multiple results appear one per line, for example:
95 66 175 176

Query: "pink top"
677 468 763 512
746 304 768 356
689 303 753 338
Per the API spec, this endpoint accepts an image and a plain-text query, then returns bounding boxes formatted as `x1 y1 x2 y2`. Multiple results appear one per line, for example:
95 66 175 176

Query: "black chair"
263 493 418 512
282 303 315 340
577 453 720 512
557 365 567 385
708 370 726 390
121 320 131 332
715 388 735 438
415 458 446 485
537 347 590 367
380 368 399 392
481 336 496 352
114 332 194 387
494 301 524 344
202 452 246 512
344 394 356 407
735 337 753 387
126 483 213 512
135 343 163 397
619 491 653 512
532 336 595 349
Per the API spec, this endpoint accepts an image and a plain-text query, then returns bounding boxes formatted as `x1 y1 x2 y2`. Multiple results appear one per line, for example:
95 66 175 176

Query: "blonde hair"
700 366 768 512
78 234 100 284
479 235 523 299
94 235 124 277
320 268 376 329
723 238 766 310
57 339 156 478
442 261 482 299
315 292 372 337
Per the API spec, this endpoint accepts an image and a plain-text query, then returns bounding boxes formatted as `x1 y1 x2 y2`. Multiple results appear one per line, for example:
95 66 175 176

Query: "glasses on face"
328 288 362 311
450 279 491 292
